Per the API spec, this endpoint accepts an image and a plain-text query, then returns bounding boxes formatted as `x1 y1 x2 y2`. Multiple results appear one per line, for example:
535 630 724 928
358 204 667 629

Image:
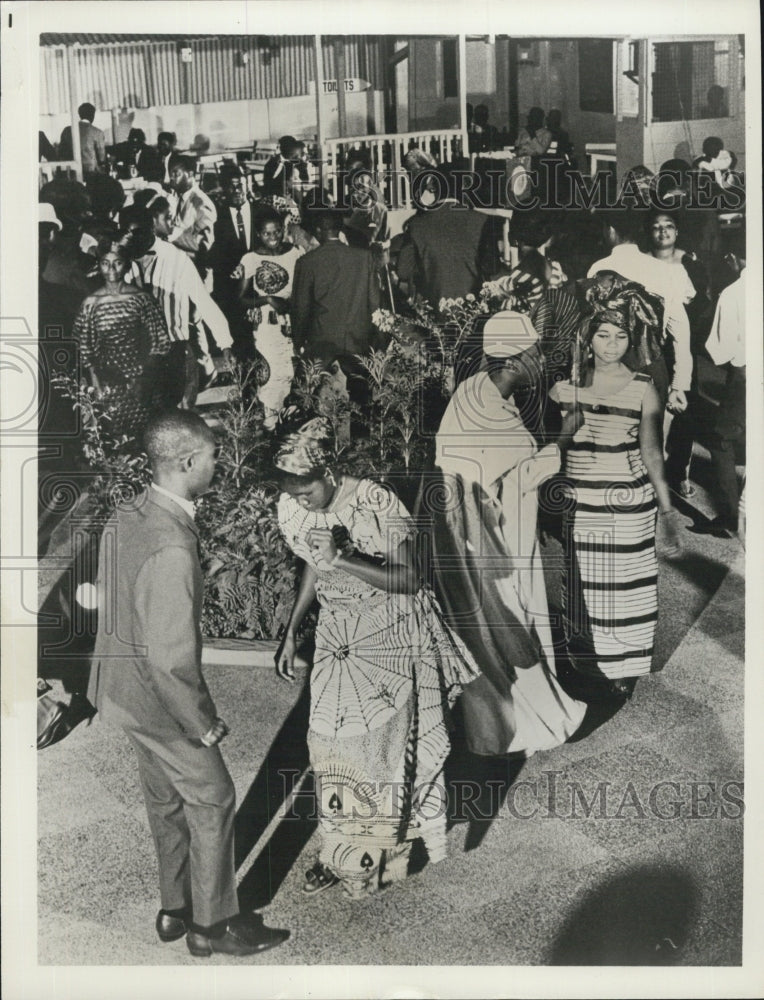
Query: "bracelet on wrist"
658 507 674 516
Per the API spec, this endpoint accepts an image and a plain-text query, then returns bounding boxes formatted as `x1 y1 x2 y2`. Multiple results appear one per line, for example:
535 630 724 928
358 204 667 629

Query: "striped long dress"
552 373 658 680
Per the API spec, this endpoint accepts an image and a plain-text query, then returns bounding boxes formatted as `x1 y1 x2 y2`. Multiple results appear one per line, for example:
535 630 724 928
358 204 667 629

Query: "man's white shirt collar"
152 482 196 520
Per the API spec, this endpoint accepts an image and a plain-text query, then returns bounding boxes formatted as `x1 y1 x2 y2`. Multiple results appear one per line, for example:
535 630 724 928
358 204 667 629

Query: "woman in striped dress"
550 278 680 696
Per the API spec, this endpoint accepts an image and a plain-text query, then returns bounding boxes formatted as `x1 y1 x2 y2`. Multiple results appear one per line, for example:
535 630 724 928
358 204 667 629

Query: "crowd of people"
39 114 746 957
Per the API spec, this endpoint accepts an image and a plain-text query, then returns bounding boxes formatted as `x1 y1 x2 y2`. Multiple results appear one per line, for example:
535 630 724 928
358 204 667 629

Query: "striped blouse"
550 373 651 483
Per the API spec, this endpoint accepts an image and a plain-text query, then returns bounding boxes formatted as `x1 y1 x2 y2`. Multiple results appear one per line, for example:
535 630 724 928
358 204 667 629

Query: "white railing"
324 129 467 209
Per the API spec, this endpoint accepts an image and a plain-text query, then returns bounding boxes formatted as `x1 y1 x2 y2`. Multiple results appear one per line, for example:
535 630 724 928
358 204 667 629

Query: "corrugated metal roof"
40 35 385 114
41 34 235 46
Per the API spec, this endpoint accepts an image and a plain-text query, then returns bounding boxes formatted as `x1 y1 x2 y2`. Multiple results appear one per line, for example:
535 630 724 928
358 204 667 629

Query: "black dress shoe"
155 910 188 942
186 916 290 958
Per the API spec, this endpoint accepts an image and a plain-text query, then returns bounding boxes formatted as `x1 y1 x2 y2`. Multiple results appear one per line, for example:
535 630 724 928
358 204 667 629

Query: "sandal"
673 480 697 499
302 861 339 895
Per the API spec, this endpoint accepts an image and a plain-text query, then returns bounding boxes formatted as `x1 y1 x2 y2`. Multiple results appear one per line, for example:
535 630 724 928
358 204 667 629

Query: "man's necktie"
235 209 247 250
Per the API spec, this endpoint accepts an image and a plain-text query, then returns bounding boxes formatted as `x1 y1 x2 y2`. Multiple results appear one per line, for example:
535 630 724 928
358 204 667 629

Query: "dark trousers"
126 728 239 927
709 364 746 523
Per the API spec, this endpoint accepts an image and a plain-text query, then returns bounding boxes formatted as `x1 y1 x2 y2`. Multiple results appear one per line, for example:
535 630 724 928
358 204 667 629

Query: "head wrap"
274 416 334 478
482 309 539 359
572 271 665 385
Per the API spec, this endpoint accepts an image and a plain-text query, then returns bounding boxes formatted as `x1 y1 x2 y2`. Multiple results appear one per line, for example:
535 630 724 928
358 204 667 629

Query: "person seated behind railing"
468 104 500 154
340 149 389 250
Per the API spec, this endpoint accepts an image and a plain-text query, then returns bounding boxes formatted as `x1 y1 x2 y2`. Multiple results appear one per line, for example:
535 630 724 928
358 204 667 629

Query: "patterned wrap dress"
552 372 658 679
240 244 303 429
73 291 171 439
278 479 480 898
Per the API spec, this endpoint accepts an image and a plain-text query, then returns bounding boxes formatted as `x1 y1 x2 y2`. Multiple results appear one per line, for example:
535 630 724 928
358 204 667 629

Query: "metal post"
64 44 83 181
314 35 326 189
458 34 468 160
334 37 347 140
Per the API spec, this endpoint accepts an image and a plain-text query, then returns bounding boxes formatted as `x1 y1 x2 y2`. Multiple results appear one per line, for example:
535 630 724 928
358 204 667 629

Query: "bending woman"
430 310 587 757
274 418 479 899
550 275 681 696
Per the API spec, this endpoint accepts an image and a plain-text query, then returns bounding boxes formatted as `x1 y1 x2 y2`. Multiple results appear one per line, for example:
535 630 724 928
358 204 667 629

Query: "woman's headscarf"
274 416 334 478
571 271 665 386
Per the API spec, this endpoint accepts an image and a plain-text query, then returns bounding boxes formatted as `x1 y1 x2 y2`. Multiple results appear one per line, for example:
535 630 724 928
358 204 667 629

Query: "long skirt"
253 320 294 430
426 471 585 757
563 476 658 680
307 588 478 897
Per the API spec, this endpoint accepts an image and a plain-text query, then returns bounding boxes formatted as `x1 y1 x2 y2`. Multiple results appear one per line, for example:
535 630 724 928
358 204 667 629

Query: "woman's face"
258 220 284 251
98 250 127 283
650 214 678 251
285 475 334 512
591 322 630 364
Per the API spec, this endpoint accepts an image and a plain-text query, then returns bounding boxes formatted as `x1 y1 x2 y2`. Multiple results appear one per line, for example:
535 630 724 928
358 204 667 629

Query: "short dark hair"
278 134 303 157
128 128 146 144
701 136 724 160
254 206 283 231
157 131 176 145
169 153 197 174
78 102 96 122
313 209 343 234
600 207 646 244
144 410 214 468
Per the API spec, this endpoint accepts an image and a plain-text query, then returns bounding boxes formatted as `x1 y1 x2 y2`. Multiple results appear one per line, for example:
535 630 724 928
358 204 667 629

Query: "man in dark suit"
87 410 289 958
290 209 380 403
261 135 309 199
59 102 106 176
113 128 163 181
209 168 259 359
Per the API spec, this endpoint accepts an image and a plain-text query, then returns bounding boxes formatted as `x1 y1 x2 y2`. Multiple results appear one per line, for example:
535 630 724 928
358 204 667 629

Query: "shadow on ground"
549 864 699 965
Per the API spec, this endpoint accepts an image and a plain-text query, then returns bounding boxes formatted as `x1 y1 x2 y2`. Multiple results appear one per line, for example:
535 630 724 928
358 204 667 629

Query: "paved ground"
37 460 745 968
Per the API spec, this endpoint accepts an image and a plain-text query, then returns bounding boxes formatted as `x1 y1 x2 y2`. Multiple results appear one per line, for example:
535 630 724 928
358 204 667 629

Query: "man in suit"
209 168 259 359
113 128 163 182
291 209 380 411
157 131 177 188
261 135 309 199
87 410 289 957
59 102 106 176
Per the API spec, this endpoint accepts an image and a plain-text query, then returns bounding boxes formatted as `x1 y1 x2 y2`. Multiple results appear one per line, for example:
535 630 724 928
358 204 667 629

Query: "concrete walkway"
38 488 745 968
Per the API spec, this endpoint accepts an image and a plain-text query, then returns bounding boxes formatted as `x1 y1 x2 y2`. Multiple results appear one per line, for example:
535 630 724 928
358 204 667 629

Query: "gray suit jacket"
87 488 217 741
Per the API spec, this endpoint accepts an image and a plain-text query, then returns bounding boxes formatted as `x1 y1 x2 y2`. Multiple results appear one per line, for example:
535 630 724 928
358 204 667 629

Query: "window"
652 41 732 122
442 39 458 98
578 39 614 114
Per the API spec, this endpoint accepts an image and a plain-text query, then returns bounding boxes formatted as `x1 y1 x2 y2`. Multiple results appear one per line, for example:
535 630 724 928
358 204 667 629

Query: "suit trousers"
125 728 239 928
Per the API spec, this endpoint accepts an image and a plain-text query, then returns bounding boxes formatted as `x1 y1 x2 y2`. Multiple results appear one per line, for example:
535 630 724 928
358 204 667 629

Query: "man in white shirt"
168 154 217 288
588 209 691 415
128 224 233 404
698 267 746 537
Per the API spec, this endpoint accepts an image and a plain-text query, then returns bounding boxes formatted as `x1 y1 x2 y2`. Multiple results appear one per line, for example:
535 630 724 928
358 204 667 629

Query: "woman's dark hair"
646 207 679 231
95 233 130 260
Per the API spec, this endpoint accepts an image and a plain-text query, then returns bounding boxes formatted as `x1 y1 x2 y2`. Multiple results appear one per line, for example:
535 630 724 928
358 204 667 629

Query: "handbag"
37 678 96 750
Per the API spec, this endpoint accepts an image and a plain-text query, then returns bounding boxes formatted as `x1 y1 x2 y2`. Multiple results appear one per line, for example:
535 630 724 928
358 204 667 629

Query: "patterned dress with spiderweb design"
278 479 480 898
